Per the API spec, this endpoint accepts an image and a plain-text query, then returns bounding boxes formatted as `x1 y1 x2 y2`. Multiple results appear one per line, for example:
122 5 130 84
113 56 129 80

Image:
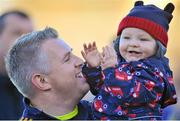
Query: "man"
5 27 92 120
0 10 34 119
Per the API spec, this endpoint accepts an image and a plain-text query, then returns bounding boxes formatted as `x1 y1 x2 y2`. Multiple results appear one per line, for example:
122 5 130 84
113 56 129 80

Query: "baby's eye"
140 38 149 41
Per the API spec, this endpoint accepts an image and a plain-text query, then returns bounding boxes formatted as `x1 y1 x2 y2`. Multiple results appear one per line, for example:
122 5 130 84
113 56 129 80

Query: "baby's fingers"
92 41 97 50
107 46 117 58
83 43 88 54
81 50 87 60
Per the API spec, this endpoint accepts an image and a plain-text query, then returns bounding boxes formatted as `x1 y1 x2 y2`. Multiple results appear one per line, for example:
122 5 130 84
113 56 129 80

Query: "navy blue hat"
117 1 175 47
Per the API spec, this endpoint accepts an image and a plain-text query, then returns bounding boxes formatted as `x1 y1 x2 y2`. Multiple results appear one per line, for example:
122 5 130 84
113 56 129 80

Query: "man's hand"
81 42 101 67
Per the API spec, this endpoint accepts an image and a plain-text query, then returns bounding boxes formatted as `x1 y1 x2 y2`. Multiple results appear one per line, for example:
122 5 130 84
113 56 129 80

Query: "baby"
82 1 177 120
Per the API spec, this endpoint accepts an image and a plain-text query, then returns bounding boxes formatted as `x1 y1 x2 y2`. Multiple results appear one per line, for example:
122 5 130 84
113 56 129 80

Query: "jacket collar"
23 98 57 120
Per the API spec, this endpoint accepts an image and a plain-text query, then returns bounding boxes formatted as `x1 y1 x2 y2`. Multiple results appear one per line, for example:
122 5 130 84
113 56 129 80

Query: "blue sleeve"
102 58 177 107
82 64 104 95
156 57 177 108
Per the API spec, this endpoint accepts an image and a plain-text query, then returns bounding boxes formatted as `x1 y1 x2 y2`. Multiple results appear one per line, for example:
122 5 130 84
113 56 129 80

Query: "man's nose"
74 56 84 68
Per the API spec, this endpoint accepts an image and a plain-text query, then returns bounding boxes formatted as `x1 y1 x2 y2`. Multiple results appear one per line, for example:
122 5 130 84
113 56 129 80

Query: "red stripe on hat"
117 16 168 47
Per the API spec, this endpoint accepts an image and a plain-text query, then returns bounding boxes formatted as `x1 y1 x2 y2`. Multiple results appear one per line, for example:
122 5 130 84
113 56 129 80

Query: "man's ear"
31 74 51 91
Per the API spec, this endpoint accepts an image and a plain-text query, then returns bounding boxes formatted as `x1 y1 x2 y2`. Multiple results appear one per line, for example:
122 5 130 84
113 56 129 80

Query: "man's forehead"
54 39 72 62
58 39 71 51
43 39 72 61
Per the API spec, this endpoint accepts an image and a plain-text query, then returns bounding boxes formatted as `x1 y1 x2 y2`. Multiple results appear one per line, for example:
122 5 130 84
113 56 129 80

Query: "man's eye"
65 57 70 62
123 36 130 39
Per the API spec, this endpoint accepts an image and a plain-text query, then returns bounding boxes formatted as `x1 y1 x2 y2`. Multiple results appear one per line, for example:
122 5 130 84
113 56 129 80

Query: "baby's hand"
81 42 101 67
101 46 118 70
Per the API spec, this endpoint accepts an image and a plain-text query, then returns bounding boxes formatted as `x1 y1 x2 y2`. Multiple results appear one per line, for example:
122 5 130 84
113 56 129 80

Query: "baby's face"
119 27 157 62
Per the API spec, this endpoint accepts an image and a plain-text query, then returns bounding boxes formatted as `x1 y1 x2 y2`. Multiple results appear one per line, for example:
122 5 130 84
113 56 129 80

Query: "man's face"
0 14 34 56
42 39 90 100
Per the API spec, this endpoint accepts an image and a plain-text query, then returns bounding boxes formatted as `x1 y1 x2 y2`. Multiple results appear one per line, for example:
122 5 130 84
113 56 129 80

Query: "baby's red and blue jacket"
82 56 177 120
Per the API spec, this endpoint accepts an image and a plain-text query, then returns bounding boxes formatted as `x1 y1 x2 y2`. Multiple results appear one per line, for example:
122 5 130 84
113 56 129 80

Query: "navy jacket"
20 98 93 120
82 56 177 120
0 75 23 120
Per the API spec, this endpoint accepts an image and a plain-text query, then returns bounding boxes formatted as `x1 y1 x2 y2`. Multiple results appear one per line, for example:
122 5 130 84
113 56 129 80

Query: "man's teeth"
76 72 84 78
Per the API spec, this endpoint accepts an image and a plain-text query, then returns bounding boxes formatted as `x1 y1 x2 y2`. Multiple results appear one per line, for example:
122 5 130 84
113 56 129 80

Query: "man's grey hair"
5 27 58 97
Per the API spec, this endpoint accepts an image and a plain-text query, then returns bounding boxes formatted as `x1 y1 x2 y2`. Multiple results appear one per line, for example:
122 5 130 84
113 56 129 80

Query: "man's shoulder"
21 98 56 120
21 99 93 120
0 74 10 84
20 117 33 121
78 100 92 111
20 107 56 120
72 100 93 120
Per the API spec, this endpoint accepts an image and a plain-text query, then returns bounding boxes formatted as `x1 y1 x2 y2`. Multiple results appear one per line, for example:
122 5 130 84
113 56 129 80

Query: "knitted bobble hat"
117 1 175 48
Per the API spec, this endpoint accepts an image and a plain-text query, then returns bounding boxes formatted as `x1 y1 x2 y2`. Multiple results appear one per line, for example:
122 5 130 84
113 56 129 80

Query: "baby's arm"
81 42 104 95
101 58 177 107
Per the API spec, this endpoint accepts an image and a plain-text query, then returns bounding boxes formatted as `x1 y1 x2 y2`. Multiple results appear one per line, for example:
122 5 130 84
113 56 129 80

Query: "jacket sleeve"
157 57 177 108
82 64 104 95
102 58 177 107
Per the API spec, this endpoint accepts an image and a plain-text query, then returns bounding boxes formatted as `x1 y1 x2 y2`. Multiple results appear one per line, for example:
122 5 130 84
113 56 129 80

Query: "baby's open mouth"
128 51 141 54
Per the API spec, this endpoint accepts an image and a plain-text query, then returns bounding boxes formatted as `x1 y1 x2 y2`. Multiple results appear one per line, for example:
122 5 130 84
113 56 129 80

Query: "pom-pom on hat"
117 1 175 48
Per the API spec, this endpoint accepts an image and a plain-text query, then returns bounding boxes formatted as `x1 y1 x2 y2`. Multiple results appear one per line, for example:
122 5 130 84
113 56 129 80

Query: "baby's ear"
134 1 144 7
